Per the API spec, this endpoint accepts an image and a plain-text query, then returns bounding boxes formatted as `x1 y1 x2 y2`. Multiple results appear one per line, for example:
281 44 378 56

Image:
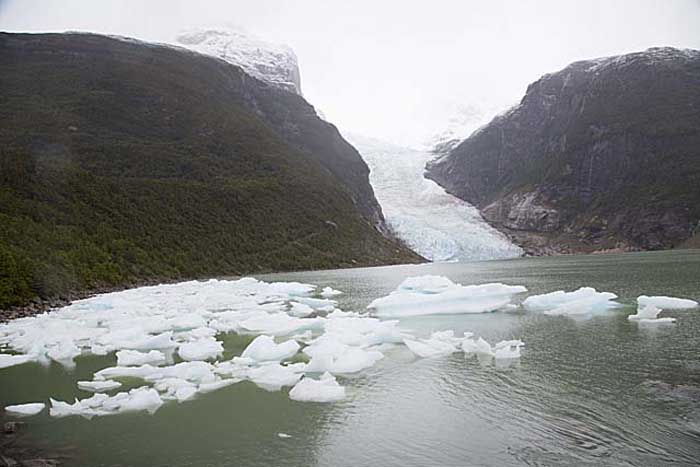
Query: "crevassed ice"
522 287 620 316
0 276 527 417
348 134 522 262
368 275 527 317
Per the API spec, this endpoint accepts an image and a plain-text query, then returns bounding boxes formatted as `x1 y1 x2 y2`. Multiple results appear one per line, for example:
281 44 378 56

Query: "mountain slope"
0 32 420 309
427 47 700 254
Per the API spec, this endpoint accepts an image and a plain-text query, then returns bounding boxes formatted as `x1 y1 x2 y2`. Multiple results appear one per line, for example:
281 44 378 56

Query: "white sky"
2 0 699 146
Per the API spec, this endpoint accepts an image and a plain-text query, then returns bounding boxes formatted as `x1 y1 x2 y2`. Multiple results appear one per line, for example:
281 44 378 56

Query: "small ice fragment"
523 287 619 316
320 287 343 298
241 335 300 362
175 386 197 402
5 402 45 417
288 302 315 317
178 337 224 361
198 378 238 394
277 432 292 438
118 387 163 414
0 354 32 370
637 295 698 310
116 349 165 366
403 330 461 358
95 364 160 381
248 363 302 391
78 380 122 392
368 275 526 317
289 372 345 402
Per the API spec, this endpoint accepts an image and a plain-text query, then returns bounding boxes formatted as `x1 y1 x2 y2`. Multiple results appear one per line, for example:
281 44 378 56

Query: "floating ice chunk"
48 387 163 417
117 331 177 351
462 337 524 360
5 402 45 416
239 313 322 336
241 335 300 362
248 363 303 391
637 295 698 310
117 387 163 414
627 295 697 323
46 339 81 366
368 275 526 317
462 337 495 356
293 296 337 312
116 349 166 366
0 354 32 370
628 305 664 321
95 364 160 381
493 340 524 359
178 337 224 361
147 361 216 384
288 302 315 317
175 386 197 402
320 287 343 298
78 380 122 392
289 372 345 402
277 432 292 438
305 343 383 374
403 330 462 358
198 378 239 394
523 287 620 316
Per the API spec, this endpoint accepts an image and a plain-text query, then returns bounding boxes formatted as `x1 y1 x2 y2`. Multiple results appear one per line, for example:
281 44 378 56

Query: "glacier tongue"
348 134 522 261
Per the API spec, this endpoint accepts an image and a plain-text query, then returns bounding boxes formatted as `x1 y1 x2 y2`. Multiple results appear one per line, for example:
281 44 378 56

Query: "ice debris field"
0 276 697 418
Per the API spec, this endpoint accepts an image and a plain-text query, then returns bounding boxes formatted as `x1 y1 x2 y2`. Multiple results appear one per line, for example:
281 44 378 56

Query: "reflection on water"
2 250 700 466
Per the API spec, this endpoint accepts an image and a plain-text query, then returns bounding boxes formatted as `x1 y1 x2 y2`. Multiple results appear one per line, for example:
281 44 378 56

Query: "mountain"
427 47 700 255
174 27 302 95
0 32 421 309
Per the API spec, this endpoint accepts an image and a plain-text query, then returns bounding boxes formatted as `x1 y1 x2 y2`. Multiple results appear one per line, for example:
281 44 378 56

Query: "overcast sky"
2 0 700 146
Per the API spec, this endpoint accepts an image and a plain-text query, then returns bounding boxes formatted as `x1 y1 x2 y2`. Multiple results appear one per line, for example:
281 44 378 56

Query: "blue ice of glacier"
348 134 522 262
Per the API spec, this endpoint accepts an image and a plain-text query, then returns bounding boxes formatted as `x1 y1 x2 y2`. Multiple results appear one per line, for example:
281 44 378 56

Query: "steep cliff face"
427 47 700 254
0 32 420 308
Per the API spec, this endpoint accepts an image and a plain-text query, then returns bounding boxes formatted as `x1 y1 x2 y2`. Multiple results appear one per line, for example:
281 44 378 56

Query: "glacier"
348 134 522 261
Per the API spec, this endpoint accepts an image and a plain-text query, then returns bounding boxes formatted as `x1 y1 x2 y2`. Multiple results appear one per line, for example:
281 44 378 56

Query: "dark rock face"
0 32 421 309
427 47 700 254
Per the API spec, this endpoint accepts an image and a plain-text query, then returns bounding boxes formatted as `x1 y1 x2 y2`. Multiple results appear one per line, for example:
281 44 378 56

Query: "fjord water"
2 250 700 466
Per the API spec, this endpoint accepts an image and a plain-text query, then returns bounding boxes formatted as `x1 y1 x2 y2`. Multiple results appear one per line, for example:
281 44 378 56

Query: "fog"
2 0 699 146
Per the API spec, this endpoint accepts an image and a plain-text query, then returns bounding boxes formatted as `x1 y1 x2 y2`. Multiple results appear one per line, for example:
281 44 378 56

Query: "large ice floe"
627 295 699 324
522 287 620 316
367 275 526 317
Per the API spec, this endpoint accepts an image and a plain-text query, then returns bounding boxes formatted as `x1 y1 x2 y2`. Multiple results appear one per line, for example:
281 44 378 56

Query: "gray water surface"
2 250 699 466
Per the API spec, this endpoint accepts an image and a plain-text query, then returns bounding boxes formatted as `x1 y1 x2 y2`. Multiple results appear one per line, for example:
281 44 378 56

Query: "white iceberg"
289 373 345 402
368 275 526 317
628 295 698 323
404 330 463 358
637 295 698 310
116 349 166 367
240 335 300 362
320 287 343 298
248 363 303 391
522 287 620 316
78 380 122 392
463 337 524 359
0 354 32 370
5 402 45 417
177 337 224 361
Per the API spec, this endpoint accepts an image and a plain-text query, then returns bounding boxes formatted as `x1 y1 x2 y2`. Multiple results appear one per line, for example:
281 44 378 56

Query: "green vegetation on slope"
0 33 420 308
